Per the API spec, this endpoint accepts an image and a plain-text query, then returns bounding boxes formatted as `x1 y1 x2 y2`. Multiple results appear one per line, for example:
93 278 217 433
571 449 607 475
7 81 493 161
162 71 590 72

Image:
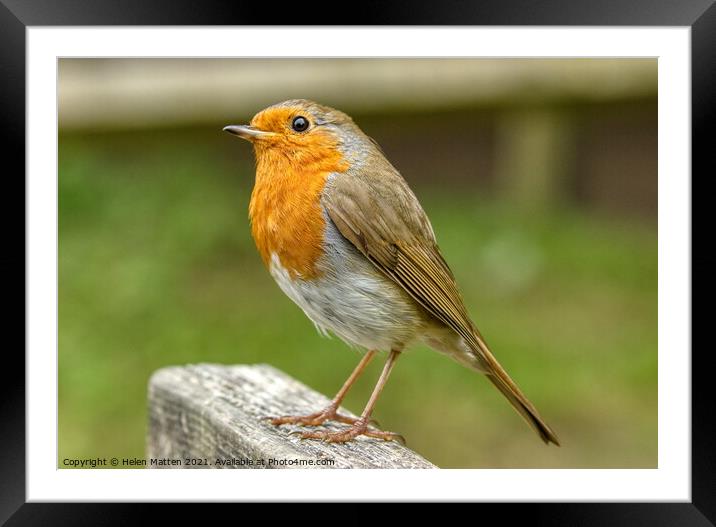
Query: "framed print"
7 0 713 523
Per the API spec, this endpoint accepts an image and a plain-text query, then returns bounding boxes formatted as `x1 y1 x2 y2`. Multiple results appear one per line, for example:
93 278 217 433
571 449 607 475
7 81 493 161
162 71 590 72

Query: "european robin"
224 99 560 446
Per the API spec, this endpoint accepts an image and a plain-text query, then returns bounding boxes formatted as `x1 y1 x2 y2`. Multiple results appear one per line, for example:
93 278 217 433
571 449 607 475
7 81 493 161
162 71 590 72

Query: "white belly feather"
268 216 424 351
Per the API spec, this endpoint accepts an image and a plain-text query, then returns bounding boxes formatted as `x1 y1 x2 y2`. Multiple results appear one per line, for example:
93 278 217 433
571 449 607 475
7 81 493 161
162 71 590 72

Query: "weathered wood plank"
147 363 436 469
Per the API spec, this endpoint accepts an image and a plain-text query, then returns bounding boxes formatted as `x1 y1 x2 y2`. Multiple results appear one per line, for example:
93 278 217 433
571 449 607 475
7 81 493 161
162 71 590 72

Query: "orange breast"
249 137 348 279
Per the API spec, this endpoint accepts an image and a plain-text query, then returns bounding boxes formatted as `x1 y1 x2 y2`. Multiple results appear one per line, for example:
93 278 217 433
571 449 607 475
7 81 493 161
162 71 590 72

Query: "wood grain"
147 363 436 469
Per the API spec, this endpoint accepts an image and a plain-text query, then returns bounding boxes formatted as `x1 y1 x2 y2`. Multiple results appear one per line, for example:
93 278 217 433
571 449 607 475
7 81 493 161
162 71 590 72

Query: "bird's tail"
485 368 560 445
469 333 560 446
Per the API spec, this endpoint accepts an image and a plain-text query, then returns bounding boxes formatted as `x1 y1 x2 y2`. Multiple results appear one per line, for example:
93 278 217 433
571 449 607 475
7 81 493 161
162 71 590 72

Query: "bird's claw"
266 407 399 444
292 420 404 444
266 407 368 428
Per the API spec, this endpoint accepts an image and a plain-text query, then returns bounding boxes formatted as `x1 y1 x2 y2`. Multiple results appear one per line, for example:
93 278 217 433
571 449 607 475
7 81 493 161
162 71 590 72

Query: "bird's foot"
268 405 362 427
293 418 405 444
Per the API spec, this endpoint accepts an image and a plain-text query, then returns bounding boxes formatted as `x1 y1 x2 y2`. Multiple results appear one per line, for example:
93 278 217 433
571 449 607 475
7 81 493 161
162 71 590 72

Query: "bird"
224 99 560 446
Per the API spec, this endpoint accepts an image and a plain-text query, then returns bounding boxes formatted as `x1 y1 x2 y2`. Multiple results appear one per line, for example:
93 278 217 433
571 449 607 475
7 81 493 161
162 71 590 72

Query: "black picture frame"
6 0 712 524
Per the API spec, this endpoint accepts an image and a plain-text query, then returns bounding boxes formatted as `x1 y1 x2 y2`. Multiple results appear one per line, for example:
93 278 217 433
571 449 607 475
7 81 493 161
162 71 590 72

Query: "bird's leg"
297 348 405 443
269 350 377 427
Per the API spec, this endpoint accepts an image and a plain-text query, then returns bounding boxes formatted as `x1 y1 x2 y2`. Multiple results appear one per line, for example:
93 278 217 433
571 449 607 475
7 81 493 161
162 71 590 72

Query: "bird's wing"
322 167 479 352
322 164 560 445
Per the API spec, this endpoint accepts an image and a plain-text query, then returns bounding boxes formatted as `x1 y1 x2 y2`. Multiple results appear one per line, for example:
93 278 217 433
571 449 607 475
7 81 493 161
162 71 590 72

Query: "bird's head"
224 99 376 171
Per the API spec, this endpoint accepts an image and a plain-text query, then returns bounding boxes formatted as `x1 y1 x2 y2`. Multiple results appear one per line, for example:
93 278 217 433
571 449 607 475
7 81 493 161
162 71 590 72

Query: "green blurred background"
58 58 657 468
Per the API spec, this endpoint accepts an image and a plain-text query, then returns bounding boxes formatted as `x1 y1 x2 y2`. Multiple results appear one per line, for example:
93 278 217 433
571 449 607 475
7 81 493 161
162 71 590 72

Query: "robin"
224 99 560 446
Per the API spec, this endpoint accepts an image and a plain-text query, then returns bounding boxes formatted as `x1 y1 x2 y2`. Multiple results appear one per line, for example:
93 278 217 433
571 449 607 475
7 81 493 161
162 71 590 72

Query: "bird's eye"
291 116 309 132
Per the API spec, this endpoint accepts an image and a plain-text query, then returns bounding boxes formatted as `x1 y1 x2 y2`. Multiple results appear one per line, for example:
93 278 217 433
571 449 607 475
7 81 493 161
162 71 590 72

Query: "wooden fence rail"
147 363 436 469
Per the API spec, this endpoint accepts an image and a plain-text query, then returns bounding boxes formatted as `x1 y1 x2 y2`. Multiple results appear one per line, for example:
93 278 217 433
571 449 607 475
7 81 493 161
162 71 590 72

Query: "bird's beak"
223 125 275 141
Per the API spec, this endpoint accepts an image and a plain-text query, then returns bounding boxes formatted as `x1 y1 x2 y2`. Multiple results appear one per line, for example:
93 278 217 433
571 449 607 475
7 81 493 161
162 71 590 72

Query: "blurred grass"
59 126 657 468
